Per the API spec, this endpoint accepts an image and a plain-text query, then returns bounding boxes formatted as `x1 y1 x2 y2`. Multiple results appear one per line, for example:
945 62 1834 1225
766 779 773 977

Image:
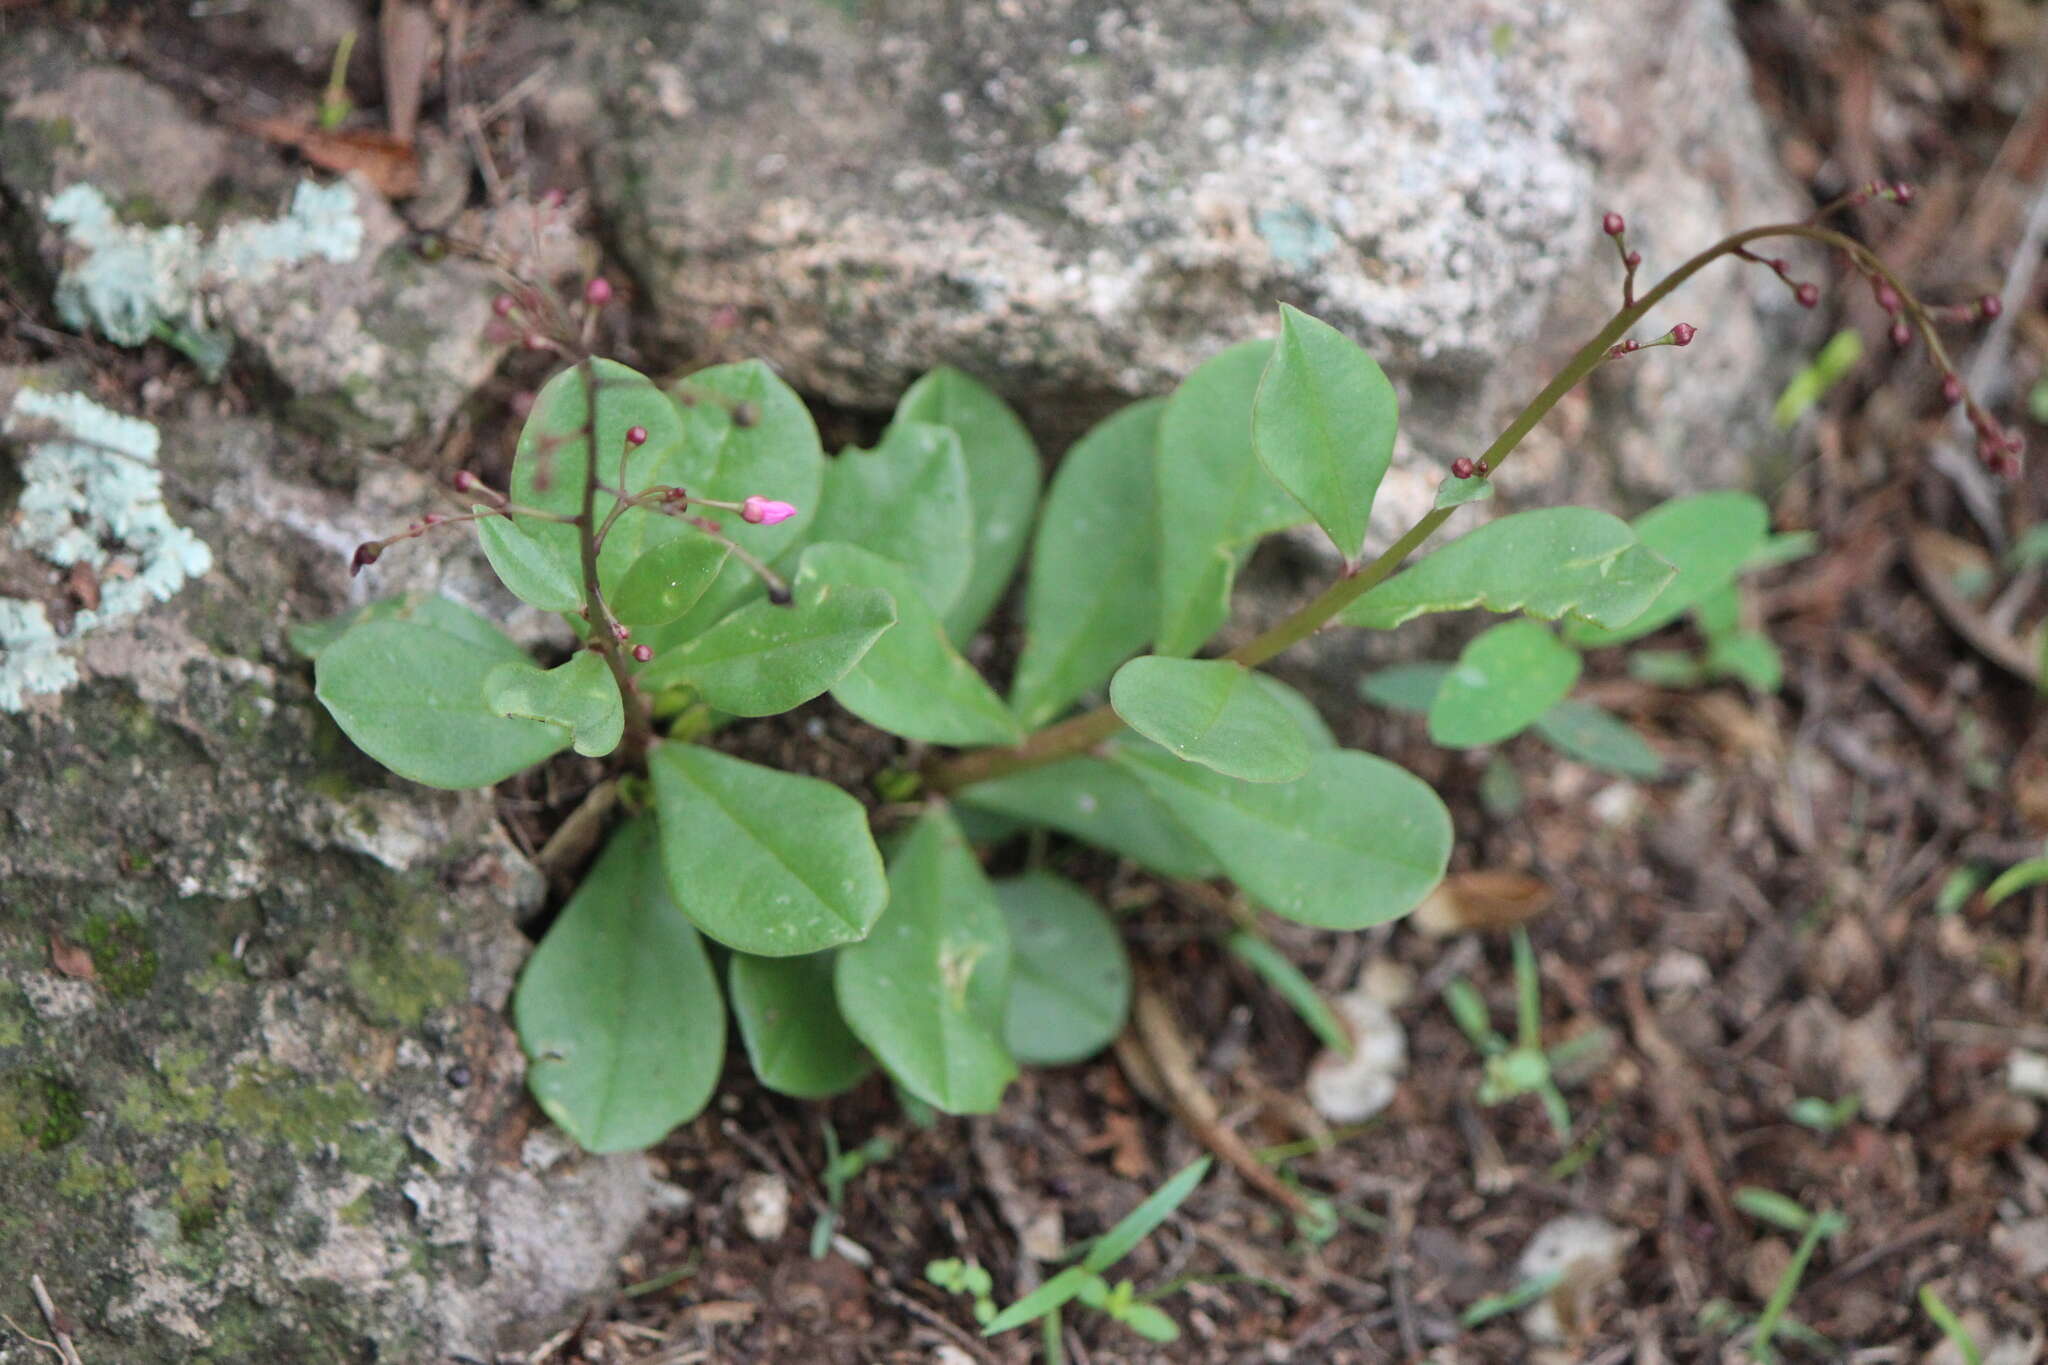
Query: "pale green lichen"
0 390 212 711
46 179 363 372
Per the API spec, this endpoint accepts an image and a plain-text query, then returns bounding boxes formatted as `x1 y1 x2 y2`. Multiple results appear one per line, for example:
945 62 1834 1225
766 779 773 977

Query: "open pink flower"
741 496 797 526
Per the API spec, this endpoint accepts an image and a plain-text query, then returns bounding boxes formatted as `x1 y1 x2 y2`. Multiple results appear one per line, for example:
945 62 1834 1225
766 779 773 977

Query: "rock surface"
0 368 647 1361
0 30 510 448
575 0 1805 511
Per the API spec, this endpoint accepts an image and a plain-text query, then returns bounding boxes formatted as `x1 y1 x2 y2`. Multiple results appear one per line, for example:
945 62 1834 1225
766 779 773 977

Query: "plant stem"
927 221 1914 793
578 358 655 767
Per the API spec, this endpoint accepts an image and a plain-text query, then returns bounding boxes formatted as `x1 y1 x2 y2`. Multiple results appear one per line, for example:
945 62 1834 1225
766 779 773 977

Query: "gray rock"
0 398 647 1362
576 0 1805 510
0 30 511 448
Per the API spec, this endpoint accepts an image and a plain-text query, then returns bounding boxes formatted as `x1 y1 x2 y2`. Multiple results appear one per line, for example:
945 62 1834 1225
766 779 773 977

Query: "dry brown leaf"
240 117 421 200
1412 870 1555 937
1935 1094 2040 1159
1906 524 2042 682
681 1300 758 1327
1077 1112 1152 1180
49 936 96 981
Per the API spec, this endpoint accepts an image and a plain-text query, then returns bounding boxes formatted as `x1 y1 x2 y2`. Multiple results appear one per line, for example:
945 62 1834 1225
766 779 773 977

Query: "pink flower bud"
1980 293 2003 320
542 188 567 209
585 277 614 306
1795 283 1820 309
493 294 516 317
522 332 551 352
1873 282 1901 313
1941 375 1963 406
632 644 654 663
612 622 630 640
1670 323 1696 347
741 496 798 526
454 470 478 492
1450 458 1475 479
1889 319 1911 350
1602 212 1625 237
626 425 649 447
1624 250 1642 269
1892 180 1915 205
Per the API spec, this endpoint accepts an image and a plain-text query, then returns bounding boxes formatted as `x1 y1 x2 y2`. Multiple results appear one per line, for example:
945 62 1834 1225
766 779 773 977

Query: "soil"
5 2 2047 1363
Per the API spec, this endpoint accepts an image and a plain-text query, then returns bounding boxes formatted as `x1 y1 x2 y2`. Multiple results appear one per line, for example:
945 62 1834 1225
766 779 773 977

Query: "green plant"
980 1157 1211 1346
925 1258 997 1326
304 190 2018 1154
1731 1187 1849 1362
1919 1284 1984 1365
1443 928 1605 1139
812 1121 893 1259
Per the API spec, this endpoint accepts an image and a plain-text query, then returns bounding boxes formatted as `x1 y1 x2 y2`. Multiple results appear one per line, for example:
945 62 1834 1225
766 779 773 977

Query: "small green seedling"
1460 1270 1565 1329
981 1157 1211 1346
1784 1094 1859 1137
811 1121 894 1260
1443 929 1603 1139
319 30 358 131
1918 1284 1984 1365
1984 844 2048 910
1733 1186 1849 1363
926 1258 997 1326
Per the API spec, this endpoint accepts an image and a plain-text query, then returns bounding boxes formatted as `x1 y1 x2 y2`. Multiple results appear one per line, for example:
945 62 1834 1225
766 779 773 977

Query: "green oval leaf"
638 580 896 716
894 368 1042 642
476 509 585 612
483 650 624 758
292 591 506 661
834 809 1017 1114
313 601 568 789
1010 399 1164 728
995 872 1131 1066
1115 747 1451 930
954 753 1219 880
807 420 974 615
1434 472 1495 510
1108 657 1310 782
509 358 689 595
610 533 732 627
513 816 724 1153
651 743 888 955
1252 305 1398 560
635 361 830 648
1358 661 1451 714
1428 619 1582 747
1156 340 1307 657
1565 492 1770 646
1341 507 1676 632
728 951 875 1099
1531 700 1663 778
799 543 1023 746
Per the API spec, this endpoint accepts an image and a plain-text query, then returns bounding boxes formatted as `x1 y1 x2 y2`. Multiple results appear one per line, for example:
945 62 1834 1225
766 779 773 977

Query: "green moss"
345 943 465 1029
173 1139 233 1239
80 913 160 1000
220 1065 372 1153
0 987 27 1048
0 1071 86 1152
57 1143 135 1199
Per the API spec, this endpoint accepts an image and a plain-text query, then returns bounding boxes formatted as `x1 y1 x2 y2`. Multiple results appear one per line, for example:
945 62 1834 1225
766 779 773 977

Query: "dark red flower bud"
1795 283 1821 309
1940 374 1964 405
423 513 444 526
1624 250 1642 270
1892 181 1914 205
453 470 478 492
1670 323 1696 347
612 622 630 640
1980 293 2003 320
349 542 381 576
1889 319 1911 350
1475 460 1490 476
632 643 654 663
1451 457 1476 479
1602 212 1625 237
767 584 793 606
493 294 516 317
585 277 614 306
625 425 649 447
